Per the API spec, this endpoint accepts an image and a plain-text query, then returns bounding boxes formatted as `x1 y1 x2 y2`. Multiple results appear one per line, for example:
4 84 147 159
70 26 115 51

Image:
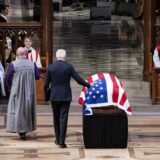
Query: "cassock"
6 59 40 133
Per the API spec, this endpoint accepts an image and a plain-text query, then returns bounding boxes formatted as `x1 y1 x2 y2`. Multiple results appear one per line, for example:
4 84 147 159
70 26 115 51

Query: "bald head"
16 47 26 59
56 49 66 61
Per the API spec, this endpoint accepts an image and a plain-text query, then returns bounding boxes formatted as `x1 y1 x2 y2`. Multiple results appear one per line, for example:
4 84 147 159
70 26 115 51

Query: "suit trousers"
51 101 70 144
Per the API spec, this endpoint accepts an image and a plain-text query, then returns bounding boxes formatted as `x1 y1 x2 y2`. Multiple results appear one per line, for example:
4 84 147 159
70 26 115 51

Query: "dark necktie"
28 49 32 53
26 50 32 59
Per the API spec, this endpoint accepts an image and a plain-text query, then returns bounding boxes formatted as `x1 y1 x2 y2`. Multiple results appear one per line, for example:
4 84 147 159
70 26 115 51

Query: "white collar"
24 47 33 51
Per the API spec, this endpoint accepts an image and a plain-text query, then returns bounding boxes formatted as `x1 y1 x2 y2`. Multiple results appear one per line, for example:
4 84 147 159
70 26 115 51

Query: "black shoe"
59 143 67 148
19 133 26 140
55 140 60 145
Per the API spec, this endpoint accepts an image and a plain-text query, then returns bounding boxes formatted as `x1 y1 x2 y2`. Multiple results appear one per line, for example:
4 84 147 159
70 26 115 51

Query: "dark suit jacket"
44 60 90 102
0 15 7 22
0 15 7 40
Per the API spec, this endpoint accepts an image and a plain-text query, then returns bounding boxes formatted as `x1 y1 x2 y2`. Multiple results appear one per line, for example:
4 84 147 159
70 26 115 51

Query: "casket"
78 73 131 148
83 106 128 148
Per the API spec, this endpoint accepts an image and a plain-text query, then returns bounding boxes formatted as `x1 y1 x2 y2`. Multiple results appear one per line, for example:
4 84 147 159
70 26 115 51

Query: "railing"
0 22 49 105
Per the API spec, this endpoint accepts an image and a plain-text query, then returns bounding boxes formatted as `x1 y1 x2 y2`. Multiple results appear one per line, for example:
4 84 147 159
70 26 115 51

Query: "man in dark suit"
0 4 9 22
44 49 90 148
0 3 15 60
0 3 10 56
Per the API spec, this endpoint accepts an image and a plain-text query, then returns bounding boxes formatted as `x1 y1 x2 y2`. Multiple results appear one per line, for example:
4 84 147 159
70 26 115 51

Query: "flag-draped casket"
78 73 131 148
78 73 132 115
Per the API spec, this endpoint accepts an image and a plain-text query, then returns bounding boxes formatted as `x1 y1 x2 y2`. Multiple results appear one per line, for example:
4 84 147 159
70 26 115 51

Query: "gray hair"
56 49 66 61
16 47 26 59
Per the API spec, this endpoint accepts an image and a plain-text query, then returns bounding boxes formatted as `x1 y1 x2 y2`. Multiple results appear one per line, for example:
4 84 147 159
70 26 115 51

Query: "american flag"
78 73 132 115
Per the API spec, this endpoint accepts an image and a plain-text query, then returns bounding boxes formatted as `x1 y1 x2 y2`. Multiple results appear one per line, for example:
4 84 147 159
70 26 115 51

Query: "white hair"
56 49 66 61
16 47 26 59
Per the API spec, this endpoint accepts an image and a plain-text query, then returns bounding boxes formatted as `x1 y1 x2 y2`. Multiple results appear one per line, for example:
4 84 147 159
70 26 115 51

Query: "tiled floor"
0 115 160 160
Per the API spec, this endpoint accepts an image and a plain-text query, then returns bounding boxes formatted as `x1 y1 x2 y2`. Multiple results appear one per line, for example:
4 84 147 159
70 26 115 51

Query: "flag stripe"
98 73 105 79
87 76 93 83
127 106 132 112
78 97 84 105
82 86 86 93
104 74 113 104
110 74 119 103
92 74 98 81
120 92 127 106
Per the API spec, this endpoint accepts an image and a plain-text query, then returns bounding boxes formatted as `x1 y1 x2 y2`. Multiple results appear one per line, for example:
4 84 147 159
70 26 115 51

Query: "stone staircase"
52 19 143 80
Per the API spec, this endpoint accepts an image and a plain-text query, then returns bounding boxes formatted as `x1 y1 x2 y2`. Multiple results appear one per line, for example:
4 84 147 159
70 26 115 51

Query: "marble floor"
0 115 160 160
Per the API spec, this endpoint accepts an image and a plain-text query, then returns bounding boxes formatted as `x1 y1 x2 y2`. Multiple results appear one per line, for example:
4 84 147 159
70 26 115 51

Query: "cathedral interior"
0 0 160 159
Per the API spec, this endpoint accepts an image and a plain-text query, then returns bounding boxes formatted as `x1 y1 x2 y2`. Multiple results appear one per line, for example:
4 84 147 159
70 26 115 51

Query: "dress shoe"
59 143 67 148
55 140 60 145
19 133 26 140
